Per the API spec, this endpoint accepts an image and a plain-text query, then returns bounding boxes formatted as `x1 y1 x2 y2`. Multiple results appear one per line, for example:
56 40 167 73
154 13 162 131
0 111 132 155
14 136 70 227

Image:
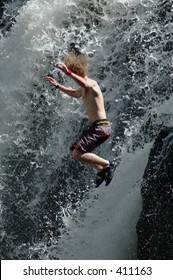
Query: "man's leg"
70 148 109 172
70 148 117 188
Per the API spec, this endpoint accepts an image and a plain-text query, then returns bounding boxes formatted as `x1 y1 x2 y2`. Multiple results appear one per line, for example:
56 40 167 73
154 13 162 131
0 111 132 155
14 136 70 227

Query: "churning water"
0 0 172 259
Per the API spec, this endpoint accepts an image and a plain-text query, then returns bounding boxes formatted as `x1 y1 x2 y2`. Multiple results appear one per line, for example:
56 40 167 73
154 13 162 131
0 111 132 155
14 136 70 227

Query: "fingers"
45 75 55 80
57 65 63 70
45 75 57 87
56 64 64 71
45 76 53 82
56 62 64 67
56 62 62 68
56 63 68 73
46 73 54 78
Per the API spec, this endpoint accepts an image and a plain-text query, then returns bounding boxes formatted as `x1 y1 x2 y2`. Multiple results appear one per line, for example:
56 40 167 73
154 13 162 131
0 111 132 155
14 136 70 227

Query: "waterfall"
0 0 172 259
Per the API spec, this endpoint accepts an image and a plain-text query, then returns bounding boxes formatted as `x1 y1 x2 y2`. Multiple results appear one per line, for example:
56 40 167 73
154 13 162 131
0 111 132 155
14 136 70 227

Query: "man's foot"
95 168 107 188
95 161 117 188
105 161 117 186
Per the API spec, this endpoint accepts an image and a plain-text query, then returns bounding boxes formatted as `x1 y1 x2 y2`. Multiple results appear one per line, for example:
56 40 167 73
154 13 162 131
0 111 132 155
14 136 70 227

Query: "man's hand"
56 63 69 75
45 75 59 88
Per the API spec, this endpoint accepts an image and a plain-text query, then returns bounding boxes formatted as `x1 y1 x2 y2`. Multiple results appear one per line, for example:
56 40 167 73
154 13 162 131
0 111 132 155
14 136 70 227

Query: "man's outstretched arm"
45 75 82 98
57 63 94 89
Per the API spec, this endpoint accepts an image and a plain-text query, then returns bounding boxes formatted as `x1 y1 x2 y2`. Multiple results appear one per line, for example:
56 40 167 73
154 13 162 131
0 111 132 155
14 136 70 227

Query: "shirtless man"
45 53 116 187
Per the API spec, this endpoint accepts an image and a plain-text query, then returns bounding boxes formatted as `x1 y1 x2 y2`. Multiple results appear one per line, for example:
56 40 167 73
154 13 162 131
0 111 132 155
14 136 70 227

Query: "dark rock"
0 0 5 7
137 127 173 259
0 0 28 35
0 0 5 15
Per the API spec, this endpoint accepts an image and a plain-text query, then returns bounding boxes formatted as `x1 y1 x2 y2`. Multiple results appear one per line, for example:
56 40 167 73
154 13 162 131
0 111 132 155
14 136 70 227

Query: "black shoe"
105 161 117 186
95 169 106 188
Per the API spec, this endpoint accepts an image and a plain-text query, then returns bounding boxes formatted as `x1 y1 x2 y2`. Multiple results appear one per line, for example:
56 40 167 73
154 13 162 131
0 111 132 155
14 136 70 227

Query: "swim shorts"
70 119 111 153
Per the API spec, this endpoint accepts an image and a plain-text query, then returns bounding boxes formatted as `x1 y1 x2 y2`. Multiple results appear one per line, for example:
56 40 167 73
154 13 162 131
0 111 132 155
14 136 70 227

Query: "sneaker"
95 169 106 188
105 161 117 186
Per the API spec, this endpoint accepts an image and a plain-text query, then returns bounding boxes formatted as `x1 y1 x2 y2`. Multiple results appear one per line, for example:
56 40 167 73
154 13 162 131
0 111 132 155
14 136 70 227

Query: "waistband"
92 119 110 126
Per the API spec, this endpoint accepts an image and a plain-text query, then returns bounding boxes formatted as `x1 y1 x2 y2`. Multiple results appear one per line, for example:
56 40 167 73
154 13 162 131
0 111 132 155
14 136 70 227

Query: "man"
45 53 116 187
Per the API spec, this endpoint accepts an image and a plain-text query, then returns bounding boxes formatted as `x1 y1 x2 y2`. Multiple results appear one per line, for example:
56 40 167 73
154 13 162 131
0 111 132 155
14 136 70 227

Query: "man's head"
64 53 89 78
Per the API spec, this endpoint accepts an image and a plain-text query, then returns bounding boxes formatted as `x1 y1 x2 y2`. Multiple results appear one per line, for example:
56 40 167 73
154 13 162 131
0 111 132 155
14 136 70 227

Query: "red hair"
64 53 89 77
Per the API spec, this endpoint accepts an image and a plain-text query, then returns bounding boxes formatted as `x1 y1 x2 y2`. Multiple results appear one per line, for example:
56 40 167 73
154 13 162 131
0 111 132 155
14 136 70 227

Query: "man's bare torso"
81 78 107 123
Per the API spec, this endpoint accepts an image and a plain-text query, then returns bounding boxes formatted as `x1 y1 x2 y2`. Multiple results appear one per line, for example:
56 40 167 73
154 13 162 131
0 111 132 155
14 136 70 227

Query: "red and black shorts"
70 119 111 154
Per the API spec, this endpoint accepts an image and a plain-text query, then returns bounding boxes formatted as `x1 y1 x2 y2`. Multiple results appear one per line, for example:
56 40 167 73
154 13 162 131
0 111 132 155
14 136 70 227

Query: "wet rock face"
0 0 5 6
0 0 5 12
0 0 28 35
137 127 173 260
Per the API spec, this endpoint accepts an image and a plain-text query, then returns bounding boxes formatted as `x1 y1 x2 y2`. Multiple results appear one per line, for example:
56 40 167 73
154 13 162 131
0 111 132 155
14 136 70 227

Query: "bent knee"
70 149 83 161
